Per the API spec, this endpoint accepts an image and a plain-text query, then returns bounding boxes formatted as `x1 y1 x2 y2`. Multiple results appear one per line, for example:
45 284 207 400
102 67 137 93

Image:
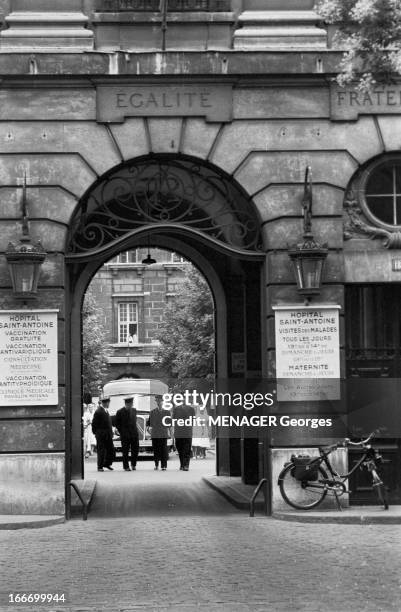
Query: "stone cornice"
0 49 343 77
0 10 94 51
234 10 327 51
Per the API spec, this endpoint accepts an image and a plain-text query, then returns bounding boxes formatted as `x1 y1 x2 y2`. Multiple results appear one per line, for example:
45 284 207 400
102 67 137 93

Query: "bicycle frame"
322 445 371 479
298 443 381 492
278 431 389 510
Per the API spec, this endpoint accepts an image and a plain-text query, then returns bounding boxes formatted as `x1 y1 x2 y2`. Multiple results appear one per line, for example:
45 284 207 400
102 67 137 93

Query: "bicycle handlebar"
322 443 339 453
343 431 377 447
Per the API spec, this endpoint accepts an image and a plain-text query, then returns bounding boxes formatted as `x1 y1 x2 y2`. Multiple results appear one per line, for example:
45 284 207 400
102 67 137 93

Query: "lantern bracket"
5 174 46 301
288 166 328 303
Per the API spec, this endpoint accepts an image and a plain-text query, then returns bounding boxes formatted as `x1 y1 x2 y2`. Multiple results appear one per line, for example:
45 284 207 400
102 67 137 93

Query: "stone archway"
65 154 264 506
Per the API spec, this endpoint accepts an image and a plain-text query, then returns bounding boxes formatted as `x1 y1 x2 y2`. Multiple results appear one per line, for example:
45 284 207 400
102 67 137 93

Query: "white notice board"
0 310 59 406
274 305 340 401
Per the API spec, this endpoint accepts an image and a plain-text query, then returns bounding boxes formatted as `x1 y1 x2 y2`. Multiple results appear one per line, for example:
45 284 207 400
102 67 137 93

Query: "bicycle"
277 431 389 511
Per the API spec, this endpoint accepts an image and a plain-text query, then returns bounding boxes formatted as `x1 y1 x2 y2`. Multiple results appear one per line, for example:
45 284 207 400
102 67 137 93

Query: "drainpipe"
160 0 168 51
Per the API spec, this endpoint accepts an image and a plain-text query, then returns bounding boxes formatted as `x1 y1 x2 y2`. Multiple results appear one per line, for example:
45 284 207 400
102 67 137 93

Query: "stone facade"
0 1 399 514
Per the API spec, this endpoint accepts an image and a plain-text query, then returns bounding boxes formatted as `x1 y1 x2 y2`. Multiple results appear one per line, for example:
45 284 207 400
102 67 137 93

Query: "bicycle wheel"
372 470 389 510
278 463 328 510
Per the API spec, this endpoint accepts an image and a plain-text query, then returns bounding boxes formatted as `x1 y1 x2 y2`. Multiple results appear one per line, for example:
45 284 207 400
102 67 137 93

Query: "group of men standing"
91 396 139 472
91 395 197 472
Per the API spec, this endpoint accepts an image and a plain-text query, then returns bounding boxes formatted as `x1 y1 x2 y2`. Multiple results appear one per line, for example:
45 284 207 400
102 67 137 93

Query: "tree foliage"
316 0 401 90
153 267 215 390
82 288 110 400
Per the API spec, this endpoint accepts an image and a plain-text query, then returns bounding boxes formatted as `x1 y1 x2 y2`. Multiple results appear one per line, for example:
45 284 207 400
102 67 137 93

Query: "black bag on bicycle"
291 454 319 482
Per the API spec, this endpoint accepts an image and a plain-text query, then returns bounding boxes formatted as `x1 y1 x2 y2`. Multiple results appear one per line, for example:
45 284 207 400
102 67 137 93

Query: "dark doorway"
345 284 401 504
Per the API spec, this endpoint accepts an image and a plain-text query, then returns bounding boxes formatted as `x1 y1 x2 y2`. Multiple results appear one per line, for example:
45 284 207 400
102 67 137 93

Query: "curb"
203 476 264 511
272 510 401 524
203 476 401 523
0 516 65 530
203 476 248 509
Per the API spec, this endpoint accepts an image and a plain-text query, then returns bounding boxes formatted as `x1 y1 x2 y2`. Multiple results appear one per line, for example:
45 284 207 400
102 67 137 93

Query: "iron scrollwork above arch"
67 157 263 255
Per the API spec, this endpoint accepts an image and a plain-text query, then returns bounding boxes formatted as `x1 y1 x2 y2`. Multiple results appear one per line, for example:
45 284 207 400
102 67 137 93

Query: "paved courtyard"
1 455 400 612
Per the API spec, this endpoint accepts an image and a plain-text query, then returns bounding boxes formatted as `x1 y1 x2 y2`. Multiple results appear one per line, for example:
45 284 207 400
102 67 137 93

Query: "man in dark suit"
147 395 170 471
171 403 195 471
91 397 114 472
115 396 139 471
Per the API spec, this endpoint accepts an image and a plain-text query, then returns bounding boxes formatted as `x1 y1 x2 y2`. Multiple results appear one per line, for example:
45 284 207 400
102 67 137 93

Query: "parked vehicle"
102 378 171 458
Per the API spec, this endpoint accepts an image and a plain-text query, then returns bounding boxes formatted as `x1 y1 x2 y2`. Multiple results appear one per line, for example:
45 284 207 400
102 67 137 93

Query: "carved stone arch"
65 153 265 489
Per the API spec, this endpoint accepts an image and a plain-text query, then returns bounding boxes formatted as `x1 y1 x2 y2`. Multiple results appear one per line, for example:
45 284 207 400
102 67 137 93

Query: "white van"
102 378 171 457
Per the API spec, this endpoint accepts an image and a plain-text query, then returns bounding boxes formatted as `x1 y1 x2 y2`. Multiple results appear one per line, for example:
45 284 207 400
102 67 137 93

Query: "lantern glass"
9 260 39 296
300 257 324 292
289 246 327 297
6 240 46 299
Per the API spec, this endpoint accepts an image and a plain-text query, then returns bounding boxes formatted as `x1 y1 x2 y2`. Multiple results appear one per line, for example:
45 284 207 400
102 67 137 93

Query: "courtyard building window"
171 252 187 263
116 250 138 264
118 302 138 344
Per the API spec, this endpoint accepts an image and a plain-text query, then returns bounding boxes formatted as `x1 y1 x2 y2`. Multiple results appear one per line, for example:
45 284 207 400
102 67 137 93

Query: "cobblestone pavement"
1 456 401 612
1 517 400 612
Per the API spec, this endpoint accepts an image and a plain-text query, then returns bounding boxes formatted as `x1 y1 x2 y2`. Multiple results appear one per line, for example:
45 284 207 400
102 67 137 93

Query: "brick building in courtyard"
87 248 192 385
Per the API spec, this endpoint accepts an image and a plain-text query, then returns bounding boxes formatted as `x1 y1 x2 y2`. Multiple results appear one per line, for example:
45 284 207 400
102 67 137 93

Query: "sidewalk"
202 475 401 523
273 505 401 524
0 515 65 530
3 471 400 528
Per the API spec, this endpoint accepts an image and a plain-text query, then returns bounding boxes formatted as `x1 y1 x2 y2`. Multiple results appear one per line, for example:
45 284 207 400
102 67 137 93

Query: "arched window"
359 156 401 228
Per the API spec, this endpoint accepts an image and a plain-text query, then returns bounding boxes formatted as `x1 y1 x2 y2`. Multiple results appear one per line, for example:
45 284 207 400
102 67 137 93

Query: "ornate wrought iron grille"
68 158 262 254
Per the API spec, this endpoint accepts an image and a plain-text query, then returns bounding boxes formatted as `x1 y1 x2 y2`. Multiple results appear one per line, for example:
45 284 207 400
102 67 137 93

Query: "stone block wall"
0 70 398 511
0 453 64 515
0 89 382 343
272 447 348 512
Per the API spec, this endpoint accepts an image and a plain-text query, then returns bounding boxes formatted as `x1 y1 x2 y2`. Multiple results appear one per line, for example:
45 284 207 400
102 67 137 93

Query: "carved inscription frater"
331 84 401 120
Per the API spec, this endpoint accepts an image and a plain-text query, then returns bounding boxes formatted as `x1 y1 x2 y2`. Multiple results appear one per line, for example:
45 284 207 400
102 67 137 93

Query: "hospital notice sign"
274 305 340 401
0 310 58 406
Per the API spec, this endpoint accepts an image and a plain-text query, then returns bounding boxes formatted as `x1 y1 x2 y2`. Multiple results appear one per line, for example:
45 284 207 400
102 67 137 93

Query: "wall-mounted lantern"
288 167 328 300
5 176 46 300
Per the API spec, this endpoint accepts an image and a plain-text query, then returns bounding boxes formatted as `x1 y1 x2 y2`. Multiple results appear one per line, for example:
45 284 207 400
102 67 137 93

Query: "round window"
360 157 401 228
